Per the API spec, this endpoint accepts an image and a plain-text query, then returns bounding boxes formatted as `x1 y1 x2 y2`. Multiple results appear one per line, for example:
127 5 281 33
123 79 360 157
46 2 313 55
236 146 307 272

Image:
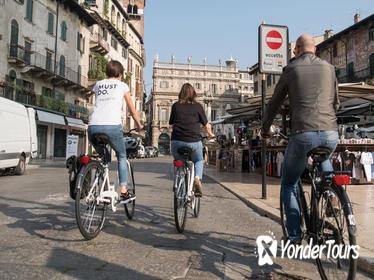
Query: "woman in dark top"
169 83 215 196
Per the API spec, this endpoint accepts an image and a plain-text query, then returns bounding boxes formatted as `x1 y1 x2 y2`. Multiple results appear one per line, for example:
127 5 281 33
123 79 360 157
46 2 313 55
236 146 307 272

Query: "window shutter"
16 78 23 95
61 21 66 41
77 32 80 50
30 82 34 91
48 13 54 34
26 0 33 21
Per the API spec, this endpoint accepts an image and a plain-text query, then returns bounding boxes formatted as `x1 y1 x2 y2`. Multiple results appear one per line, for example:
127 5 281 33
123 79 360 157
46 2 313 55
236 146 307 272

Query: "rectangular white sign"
66 134 79 159
259 24 289 74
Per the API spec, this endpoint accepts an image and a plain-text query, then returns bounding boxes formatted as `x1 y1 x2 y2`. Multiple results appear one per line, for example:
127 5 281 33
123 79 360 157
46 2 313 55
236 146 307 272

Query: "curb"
204 172 374 277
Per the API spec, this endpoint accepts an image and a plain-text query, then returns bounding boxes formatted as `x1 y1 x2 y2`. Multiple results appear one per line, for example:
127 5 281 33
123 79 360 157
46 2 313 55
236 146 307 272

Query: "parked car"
0 97 38 175
145 146 156 158
153 147 159 157
136 145 145 158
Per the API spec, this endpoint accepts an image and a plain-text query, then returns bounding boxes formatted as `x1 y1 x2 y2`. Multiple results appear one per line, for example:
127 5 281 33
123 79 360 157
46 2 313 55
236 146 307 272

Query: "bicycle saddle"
307 147 331 161
177 147 193 157
91 133 110 146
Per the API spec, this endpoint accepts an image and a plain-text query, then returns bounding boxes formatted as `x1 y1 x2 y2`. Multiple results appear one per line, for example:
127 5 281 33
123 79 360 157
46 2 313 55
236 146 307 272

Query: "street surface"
0 156 372 279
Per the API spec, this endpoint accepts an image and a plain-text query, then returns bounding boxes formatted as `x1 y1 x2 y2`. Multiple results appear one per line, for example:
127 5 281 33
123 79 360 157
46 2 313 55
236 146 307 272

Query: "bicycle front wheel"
193 196 200 218
174 168 188 233
124 161 135 220
315 183 357 280
75 161 107 240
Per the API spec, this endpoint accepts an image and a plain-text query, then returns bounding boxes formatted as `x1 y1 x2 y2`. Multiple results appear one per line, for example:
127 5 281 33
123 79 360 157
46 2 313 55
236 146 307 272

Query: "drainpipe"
53 1 60 75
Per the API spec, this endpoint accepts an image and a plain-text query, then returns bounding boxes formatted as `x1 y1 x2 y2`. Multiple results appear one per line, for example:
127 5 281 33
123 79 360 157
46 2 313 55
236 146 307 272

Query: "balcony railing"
23 51 88 88
90 32 110 54
8 44 28 65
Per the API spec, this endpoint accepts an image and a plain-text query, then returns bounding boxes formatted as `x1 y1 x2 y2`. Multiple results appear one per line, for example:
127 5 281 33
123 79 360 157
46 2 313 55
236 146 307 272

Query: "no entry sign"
259 24 289 74
266 30 283 50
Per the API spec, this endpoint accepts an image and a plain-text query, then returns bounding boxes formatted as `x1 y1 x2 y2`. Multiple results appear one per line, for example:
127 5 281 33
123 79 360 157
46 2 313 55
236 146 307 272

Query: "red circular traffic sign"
266 30 283 50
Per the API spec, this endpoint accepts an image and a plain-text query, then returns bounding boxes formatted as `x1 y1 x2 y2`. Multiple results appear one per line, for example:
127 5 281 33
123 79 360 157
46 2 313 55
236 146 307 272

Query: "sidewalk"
28 158 67 169
203 165 374 276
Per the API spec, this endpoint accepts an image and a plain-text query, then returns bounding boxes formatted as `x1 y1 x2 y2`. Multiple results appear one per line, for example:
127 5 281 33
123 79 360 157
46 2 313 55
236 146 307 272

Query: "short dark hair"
106 60 124 78
178 83 197 104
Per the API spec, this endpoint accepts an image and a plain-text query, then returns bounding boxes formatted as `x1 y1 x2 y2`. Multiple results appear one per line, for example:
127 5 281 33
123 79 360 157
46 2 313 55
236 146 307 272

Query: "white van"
0 97 38 175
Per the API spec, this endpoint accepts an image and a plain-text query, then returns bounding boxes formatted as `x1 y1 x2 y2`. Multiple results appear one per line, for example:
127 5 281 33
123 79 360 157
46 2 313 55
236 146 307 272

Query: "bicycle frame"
174 160 196 210
80 160 132 213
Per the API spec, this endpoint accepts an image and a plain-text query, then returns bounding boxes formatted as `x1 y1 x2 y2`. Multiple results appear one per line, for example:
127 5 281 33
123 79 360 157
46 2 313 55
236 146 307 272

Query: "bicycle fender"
76 164 88 190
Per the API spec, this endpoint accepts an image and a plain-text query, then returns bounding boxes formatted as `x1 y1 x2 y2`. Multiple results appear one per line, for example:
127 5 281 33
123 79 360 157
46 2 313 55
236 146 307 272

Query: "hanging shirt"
276 152 284 177
89 79 129 126
360 152 374 181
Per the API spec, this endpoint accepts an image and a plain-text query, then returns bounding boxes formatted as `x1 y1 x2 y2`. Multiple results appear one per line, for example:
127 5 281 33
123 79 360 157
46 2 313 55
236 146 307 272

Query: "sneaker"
119 191 136 204
194 177 202 197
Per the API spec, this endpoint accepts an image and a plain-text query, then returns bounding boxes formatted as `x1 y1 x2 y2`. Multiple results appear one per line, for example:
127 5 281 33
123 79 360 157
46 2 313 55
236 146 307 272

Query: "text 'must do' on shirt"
169 102 208 142
88 79 130 126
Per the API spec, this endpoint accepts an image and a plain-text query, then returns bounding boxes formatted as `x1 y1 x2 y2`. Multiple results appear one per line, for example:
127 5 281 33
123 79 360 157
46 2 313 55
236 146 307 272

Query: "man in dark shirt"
262 34 340 243
169 83 214 196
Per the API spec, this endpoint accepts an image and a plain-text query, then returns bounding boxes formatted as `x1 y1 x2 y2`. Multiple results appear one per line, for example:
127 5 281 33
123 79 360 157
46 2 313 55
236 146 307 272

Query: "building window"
24 41 31 65
194 83 201 90
10 19 19 58
267 75 272 87
160 81 169 88
111 5 115 23
254 81 258 93
61 21 67 41
55 91 65 101
160 109 167 121
111 37 118 50
122 19 126 35
46 51 52 72
333 43 337 57
211 110 217 121
103 28 108 41
42 87 54 98
122 47 127 58
47 13 54 34
347 62 354 81
369 28 374 41
370 53 374 76
59 55 65 77
26 0 33 21
225 84 233 91
210 84 217 94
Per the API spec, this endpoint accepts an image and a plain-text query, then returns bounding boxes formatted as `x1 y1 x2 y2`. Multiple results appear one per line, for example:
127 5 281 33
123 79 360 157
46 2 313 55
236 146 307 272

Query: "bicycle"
280 146 357 280
172 146 201 233
172 137 214 233
74 129 138 240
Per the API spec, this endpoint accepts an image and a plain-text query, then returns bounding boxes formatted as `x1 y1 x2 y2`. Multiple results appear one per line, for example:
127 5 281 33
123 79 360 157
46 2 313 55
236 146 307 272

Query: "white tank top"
88 79 130 126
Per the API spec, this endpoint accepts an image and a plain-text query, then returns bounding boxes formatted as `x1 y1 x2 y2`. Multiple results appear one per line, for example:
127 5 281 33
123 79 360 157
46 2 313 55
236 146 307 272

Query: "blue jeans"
171 140 204 179
88 125 128 186
281 131 339 241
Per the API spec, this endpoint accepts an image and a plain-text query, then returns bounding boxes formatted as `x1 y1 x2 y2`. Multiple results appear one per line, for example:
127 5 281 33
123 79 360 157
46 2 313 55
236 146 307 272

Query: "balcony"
20 51 89 92
7 44 27 66
90 32 109 55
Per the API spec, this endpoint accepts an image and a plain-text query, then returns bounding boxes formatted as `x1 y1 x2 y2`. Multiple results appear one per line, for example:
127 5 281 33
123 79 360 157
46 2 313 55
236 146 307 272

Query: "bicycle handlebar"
123 128 145 137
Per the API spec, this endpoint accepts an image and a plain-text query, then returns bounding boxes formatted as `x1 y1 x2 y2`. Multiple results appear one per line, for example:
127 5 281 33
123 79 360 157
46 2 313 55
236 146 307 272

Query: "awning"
37 110 65 125
65 117 87 129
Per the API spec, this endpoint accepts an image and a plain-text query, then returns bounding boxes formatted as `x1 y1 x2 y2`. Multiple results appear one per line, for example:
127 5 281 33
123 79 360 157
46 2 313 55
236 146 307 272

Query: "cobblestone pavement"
0 156 371 279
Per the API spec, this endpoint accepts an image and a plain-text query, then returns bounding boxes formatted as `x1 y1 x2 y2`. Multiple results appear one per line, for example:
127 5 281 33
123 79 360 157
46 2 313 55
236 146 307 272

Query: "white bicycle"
75 129 138 240
173 146 201 233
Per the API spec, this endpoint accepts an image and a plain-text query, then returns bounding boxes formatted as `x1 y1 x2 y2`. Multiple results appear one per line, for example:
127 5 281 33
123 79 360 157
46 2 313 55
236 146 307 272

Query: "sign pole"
258 23 288 200
261 73 267 199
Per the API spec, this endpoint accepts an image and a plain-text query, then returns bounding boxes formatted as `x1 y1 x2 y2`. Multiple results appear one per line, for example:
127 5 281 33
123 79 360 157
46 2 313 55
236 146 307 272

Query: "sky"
143 0 374 96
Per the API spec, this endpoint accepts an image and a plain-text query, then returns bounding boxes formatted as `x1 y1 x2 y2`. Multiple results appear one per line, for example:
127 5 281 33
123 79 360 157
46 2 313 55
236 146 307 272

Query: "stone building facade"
0 0 145 158
149 56 253 154
317 13 374 85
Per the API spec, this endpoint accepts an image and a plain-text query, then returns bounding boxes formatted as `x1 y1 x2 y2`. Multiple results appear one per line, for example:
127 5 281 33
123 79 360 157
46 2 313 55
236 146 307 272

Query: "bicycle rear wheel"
75 161 107 240
280 180 307 240
315 183 357 280
124 161 135 220
174 168 188 233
